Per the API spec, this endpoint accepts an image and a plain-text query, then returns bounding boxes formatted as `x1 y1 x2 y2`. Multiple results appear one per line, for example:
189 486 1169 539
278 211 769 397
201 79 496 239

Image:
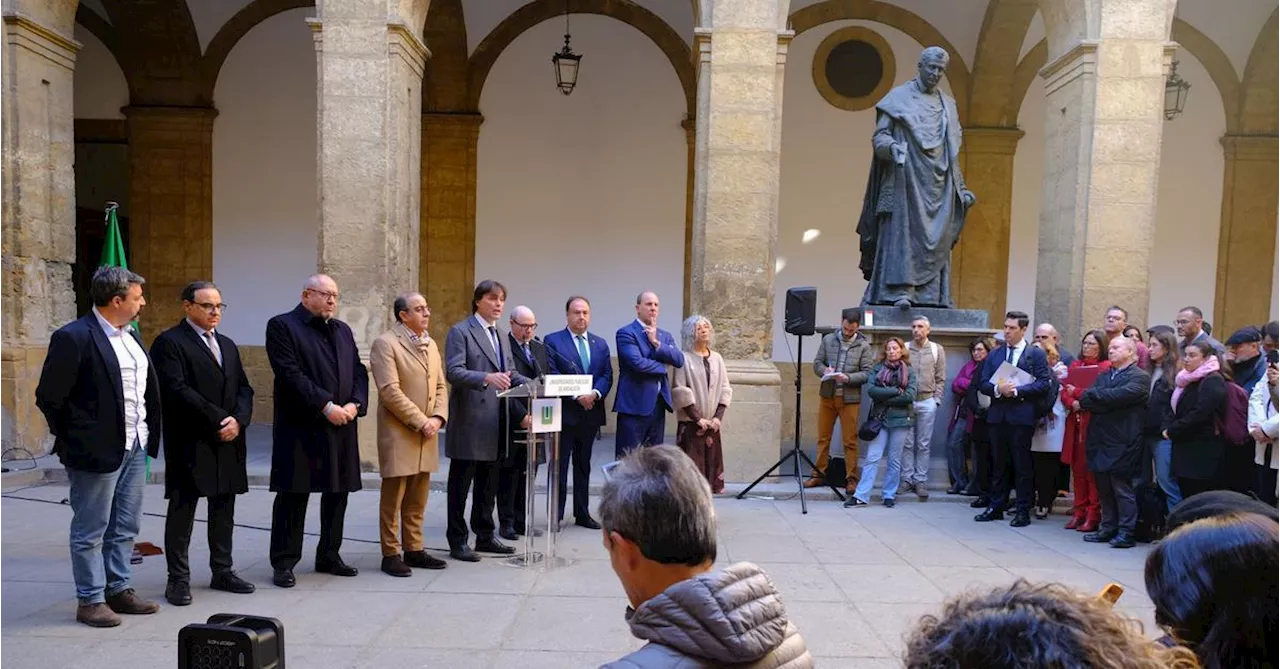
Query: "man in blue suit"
545 296 614 529
976 310 1053 528
613 291 684 457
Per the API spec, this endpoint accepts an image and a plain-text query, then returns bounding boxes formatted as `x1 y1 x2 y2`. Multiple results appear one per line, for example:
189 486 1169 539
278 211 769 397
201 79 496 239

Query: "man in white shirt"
36 266 163 627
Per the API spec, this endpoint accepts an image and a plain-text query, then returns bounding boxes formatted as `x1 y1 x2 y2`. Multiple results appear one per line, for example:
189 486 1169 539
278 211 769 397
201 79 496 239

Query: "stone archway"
200 0 316 100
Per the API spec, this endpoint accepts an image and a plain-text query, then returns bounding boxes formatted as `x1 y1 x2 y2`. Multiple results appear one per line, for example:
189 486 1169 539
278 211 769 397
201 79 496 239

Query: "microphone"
534 335 585 375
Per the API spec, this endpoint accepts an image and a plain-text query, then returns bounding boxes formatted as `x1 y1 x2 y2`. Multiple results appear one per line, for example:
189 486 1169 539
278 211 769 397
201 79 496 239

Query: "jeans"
1152 439 1181 513
853 426 907 503
67 445 147 605
945 424 970 491
901 399 937 485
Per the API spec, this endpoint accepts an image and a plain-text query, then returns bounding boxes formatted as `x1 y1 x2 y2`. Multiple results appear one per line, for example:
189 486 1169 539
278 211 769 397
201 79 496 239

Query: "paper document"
991 361 1033 388
821 372 843 382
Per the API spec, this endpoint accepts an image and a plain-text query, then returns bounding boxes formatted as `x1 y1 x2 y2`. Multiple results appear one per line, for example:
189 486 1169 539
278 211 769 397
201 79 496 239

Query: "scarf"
1171 356 1220 412
877 359 908 388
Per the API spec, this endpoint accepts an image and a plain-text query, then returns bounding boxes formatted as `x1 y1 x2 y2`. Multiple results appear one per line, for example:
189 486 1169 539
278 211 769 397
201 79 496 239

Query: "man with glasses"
151 281 256 605
1175 306 1225 357
497 305 548 540
264 274 368 587
1101 306 1149 369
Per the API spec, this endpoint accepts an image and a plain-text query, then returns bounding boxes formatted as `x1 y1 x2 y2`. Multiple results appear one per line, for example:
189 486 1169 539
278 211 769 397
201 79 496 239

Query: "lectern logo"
541 405 554 425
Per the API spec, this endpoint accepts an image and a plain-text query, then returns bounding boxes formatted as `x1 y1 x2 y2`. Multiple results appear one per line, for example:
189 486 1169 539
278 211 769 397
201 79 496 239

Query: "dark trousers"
615 403 666 457
497 446 538 532
269 491 348 570
967 434 992 496
1178 476 1226 500
1255 464 1278 507
989 423 1035 513
165 493 236 583
446 458 499 548
1095 471 1137 534
558 421 597 522
1031 452 1061 511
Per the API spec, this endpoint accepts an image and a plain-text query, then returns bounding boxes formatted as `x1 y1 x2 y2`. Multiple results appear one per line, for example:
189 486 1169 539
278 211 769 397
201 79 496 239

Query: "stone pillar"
1 12 78 454
953 127 1023 322
313 8 428 470
420 112 481 346
681 117 695 317
125 106 216 337
1214 134 1278 335
689 7 787 483
1034 39 1174 346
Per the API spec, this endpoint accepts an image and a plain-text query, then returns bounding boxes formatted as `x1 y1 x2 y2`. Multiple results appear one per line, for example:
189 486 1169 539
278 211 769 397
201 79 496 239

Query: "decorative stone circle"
812 27 896 112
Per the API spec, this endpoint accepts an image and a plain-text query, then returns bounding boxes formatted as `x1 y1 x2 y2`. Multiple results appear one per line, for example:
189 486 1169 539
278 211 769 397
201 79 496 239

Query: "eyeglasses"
192 302 228 313
1174 319 1193 326
601 460 621 481
408 306 430 314
512 321 538 330
306 289 340 302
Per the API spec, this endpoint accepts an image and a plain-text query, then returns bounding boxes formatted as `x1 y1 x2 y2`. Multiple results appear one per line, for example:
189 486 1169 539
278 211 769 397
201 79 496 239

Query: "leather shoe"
449 545 481 562
272 568 296 588
575 517 602 530
210 571 255 594
1083 530 1119 543
474 537 516 555
970 497 990 509
946 487 964 495
404 550 447 570
381 555 412 577
1009 512 1031 528
1065 514 1084 530
315 555 359 577
1109 533 1136 549
1077 517 1100 533
165 580 192 607
76 603 121 628
802 477 824 489
499 524 518 541
105 588 160 615
974 509 1005 522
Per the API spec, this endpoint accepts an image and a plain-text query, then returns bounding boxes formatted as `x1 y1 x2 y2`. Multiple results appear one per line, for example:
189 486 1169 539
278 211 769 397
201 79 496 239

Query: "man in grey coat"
444 280 531 561
599 445 812 669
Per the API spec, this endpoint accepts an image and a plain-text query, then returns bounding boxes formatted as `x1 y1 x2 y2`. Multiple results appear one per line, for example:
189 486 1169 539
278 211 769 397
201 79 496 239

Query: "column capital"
422 111 484 139
1221 133 1279 160
962 126 1026 155
3 12 79 71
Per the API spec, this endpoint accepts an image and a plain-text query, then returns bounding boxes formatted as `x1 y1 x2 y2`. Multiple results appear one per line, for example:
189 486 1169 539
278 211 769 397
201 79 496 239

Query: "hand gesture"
960 189 976 208
709 417 722 432
1249 425 1266 442
217 416 240 442
644 326 660 348
342 402 359 420
577 394 596 410
421 416 442 438
696 418 712 434
835 373 849 383
823 366 835 375
324 403 349 426
485 371 512 391
521 414 532 430
1065 384 1077 396
997 380 1016 397
891 142 907 166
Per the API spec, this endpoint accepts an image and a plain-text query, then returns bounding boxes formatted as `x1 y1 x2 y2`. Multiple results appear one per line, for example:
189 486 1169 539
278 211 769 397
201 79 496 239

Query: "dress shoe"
1077 517 1100 533
1009 512 1031 528
404 550 448 570
802 477 824 489
970 497 990 509
974 509 1005 522
575 517 602 530
449 545 481 562
105 588 160 615
315 555 359 577
210 571 255 594
164 580 192 606
272 568 296 588
1109 533 1136 549
1064 514 1084 530
915 486 929 501
76 603 121 628
946 487 964 495
1083 530 1119 543
883 498 896 508
499 524 519 541
381 555 412 577
1034 506 1050 520
474 537 516 555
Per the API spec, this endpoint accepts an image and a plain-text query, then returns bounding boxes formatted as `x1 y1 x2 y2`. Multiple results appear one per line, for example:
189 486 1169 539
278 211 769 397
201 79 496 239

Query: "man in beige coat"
370 293 449 576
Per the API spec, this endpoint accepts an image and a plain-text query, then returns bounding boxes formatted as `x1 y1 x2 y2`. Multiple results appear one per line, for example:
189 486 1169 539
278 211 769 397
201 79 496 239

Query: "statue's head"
917 47 949 92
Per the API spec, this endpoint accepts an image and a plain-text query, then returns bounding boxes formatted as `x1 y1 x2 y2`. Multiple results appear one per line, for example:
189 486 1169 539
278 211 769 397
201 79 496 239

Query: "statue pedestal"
857 305 990 330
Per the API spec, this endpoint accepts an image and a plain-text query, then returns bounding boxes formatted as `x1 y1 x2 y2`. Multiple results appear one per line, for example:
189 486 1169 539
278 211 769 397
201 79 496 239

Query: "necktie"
575 335 590 371
1006 345 1014 364
489 326 505 371
523 343 534 366
204 331 222 366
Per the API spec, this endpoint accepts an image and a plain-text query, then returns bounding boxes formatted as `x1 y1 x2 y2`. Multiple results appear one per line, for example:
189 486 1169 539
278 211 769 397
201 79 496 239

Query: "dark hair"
1149 329 1180 385
1005 311 1030 329
1145 513 1279 669
1147 324 1176 337
180 281 217 303
1166 491 1279 532
904 580 1199 669
90 266 146 307
471 280 506 313
1122 324 1142 339
1107 305 1130 320
1080 329 1107 360
392 292 422 323
565 295 590 312
1264 321 1278 342
970 336 995 358
1179 306 1205 319
1203 322 1213 336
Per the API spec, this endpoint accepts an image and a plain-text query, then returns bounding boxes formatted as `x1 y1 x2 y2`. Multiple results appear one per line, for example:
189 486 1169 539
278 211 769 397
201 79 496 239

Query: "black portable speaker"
179 613 285 669
784 287 817 336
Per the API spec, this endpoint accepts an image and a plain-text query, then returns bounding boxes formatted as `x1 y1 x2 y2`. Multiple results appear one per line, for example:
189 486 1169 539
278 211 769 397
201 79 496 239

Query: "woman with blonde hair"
671 315 733 493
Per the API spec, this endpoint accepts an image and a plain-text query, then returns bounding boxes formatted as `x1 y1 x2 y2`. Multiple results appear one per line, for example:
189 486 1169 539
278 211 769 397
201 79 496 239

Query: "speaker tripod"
737 332 846 513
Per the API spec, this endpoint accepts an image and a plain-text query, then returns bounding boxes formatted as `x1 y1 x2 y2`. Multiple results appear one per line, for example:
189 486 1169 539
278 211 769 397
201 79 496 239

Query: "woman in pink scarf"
1163 341 1229 498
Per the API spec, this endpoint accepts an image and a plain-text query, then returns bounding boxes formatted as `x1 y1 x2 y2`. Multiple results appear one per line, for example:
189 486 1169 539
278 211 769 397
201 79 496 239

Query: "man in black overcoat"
152 281 256 606
497 305 548 540
265 274 368 587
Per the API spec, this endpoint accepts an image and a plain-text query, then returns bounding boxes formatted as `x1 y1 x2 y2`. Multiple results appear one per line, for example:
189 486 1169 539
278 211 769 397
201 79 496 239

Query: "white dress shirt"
94 308 148 450
1006 339 1027 367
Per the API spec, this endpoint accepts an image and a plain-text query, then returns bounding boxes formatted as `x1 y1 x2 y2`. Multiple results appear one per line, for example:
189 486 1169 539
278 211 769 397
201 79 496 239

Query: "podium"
497 374 593 570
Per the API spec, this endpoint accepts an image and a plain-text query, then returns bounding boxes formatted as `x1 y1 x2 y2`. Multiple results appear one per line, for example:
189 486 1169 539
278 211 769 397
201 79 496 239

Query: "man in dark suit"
976 310 1053 528
545 296 613 529
613 291 684 457
150 281 256 606
35 266 162 627
265 274 368 587
444 280 531 561
497 305 549 540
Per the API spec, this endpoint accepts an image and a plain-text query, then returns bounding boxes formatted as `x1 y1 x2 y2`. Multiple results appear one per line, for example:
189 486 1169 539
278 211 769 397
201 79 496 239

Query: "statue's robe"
857 78 969 307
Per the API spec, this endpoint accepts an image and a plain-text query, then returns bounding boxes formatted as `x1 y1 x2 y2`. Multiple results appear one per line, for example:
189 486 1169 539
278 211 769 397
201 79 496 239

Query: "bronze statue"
857 46 975 308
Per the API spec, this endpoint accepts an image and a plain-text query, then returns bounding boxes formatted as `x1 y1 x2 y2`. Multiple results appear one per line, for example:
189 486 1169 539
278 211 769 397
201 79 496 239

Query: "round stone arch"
1238 9 1278 134
200 0 316 100
467 0 696 121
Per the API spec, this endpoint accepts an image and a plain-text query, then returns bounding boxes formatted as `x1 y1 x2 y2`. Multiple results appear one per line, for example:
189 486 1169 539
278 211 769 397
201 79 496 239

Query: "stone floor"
0 480 1160 668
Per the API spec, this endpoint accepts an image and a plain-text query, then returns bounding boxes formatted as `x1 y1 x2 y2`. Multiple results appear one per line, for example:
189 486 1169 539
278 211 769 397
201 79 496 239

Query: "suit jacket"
979 341 1052 427
151 320 254 498
545 328 613 427
444 316 531 461
35 312 162 473
613 320 684 416
370 327 449 479
265 304 368 493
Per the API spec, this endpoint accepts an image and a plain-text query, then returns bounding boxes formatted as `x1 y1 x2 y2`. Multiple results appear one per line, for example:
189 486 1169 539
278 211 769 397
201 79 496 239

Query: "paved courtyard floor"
0 479 1161 668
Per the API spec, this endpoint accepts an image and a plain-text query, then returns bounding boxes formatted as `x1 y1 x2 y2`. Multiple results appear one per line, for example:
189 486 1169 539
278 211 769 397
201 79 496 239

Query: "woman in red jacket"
1061 330 1110 531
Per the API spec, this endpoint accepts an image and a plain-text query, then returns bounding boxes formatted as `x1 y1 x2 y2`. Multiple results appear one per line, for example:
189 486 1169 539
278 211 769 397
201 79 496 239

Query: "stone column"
1034 39 1174 346
1214 134 1278 335
312 8 428 469
952 127 1024 322
681 117 695 317
689 6 787 483
420 112 481 346
1 12 78 454
125 106 216 336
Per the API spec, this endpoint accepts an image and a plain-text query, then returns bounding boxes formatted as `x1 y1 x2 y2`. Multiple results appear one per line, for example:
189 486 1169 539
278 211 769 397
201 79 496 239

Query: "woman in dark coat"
1164 341 1228 499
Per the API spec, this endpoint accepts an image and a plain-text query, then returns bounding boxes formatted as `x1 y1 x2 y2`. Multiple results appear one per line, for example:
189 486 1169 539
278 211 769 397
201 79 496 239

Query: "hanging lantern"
1164 60 1190 120
552 35 582 96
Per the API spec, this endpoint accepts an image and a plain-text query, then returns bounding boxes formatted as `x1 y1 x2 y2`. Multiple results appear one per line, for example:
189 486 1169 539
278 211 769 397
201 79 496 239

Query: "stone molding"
810 26 893 113
4 12 80 70
1039 40 1097 96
